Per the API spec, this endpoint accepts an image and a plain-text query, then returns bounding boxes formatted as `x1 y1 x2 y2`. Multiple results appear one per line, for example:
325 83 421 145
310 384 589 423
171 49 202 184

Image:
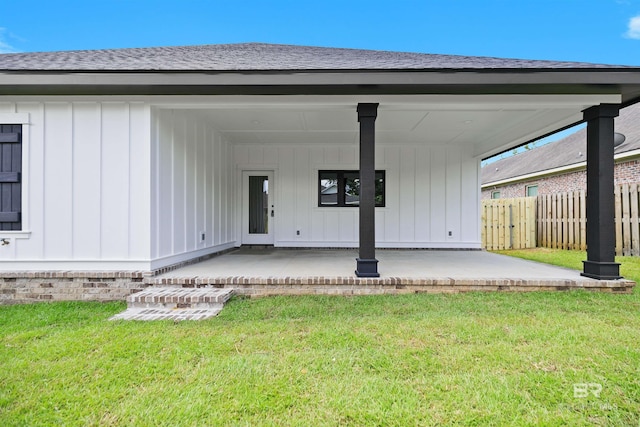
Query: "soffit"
482 102 640 184
155 94 621 158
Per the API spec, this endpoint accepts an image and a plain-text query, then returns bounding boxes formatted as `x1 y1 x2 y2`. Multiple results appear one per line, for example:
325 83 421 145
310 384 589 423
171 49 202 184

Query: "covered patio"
152 249 634 296
3 44 640 303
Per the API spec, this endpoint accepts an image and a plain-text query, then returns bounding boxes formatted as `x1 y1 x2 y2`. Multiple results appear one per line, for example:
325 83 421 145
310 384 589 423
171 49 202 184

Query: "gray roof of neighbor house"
0 43 632 71
481 103 640 185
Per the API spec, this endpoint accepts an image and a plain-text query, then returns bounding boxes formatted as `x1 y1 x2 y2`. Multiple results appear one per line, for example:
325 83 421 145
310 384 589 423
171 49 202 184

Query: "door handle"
271 209 274 217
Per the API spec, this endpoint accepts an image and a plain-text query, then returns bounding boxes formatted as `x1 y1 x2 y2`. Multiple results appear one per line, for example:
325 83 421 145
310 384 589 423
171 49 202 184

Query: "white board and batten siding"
0 100 152 271
151 109 236 270
0 100 480 273
234 143 481 248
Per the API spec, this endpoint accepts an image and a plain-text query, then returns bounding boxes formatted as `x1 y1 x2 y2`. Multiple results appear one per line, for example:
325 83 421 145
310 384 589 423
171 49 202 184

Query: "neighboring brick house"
481 103 640 199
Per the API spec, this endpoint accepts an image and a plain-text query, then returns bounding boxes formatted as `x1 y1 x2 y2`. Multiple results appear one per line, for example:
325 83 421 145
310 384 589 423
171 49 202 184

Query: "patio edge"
0 272 634 304
153 276 635 296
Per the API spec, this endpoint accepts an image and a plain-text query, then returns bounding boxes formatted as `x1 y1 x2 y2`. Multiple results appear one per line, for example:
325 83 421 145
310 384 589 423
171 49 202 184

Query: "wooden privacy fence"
614 183 640 256
537 190 586 251
537 184 640 255
482 183 640 255
481 197 537 250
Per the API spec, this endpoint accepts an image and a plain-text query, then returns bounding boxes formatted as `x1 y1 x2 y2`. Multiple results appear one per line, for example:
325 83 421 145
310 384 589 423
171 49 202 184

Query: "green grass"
1 252 640 426
494 247 640 284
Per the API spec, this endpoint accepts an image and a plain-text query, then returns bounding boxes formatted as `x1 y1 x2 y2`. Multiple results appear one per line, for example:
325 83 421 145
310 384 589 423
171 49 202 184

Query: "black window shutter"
0 125 21 230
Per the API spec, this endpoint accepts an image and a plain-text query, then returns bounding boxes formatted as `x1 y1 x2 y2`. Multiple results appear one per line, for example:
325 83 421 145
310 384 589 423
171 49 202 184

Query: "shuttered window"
0 125 21 230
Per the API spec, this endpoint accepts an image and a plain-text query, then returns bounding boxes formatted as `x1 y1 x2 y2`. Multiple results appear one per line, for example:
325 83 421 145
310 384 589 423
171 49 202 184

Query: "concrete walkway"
152 249 634 295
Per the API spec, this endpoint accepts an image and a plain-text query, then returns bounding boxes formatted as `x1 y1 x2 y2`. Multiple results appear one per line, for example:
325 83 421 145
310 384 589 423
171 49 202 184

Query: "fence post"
631 183 640 256
579 190 586 251
622 183 631 256
509 204 514 249
537 195 543 247
529 197 537 248
496 201 500 250
568 191 575 250
615 184 622 256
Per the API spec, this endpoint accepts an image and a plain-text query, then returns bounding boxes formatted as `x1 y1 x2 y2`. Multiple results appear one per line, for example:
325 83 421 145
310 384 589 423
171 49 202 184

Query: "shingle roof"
0 43 630 71
481 103 640 185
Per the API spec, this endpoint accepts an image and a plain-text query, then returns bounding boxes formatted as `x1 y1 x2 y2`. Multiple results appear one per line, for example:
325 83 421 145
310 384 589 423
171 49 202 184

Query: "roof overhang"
0 69 639 101
1 67 638 159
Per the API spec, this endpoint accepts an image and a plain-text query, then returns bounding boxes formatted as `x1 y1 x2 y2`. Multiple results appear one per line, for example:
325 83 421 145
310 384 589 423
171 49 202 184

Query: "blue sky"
1 0 640 66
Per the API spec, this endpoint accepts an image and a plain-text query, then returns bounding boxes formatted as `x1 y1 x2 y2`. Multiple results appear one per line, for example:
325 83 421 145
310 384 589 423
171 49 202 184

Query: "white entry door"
242 171 274 245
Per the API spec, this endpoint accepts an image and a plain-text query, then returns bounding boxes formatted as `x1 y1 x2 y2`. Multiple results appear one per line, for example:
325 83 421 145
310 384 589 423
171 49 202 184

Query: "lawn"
493 248 640 283
1 250 639 426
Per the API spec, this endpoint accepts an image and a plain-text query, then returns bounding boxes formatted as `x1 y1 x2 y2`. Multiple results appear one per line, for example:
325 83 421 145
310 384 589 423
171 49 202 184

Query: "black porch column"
581 104 621 280
356 103 380 277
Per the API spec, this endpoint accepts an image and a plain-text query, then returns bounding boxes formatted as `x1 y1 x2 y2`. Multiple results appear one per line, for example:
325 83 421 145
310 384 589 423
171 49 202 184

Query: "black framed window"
318 170 385 207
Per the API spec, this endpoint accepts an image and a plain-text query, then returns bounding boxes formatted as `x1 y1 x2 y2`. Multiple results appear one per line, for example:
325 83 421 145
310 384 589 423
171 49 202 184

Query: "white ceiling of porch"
166 94 621 158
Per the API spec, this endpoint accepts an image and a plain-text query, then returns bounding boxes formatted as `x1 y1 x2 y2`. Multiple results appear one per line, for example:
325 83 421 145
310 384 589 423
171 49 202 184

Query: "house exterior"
481 103 640 198
0 43 639 284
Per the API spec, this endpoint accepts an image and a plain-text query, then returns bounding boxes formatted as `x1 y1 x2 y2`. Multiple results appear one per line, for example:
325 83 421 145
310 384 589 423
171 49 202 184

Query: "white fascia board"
0 94 622 108
1 70 640 87
481 149 640 188
149 94 624 109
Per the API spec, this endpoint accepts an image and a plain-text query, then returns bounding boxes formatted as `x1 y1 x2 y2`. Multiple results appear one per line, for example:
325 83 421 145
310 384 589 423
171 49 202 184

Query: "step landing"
109 287 234 321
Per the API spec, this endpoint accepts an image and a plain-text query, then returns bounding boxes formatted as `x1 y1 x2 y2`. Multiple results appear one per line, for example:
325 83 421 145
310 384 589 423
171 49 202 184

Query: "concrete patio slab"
151 249 635 296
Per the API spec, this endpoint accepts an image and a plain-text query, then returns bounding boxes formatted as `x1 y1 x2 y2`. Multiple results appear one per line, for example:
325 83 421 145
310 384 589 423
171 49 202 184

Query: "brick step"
127 287 233 309
109 307 224 321
109 287 234 321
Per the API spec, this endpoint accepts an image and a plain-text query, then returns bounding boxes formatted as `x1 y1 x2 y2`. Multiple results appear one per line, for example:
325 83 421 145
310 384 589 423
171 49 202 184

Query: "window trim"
318 170 386 207
525 184 539 197
0 113 30 239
